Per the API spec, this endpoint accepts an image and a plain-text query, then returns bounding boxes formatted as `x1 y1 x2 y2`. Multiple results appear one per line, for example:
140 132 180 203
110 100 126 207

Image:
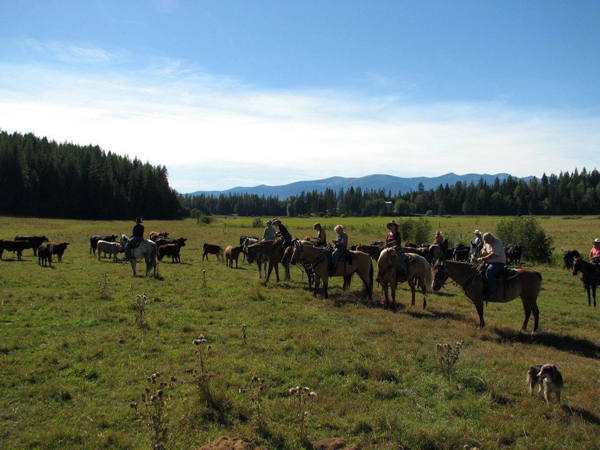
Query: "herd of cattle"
90 232 188 263
0 236 69 266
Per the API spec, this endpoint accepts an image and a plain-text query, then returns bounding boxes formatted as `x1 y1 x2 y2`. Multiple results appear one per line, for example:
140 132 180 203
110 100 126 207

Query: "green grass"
1 215 599 449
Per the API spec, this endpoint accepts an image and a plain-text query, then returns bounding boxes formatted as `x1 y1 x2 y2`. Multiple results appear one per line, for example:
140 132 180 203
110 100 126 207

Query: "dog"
527 364 563 403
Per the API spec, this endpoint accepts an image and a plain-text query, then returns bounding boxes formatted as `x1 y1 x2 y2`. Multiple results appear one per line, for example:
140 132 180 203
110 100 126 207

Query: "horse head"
572 257 583 276
290 240 304 265
431 260 449 292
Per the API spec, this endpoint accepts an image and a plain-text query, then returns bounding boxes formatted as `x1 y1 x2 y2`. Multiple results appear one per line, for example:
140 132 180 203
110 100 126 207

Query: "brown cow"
203 243 223 261
48 242 69 262
0 240 32 260
225 245 243 268
150 231 169 241
158 243 184 263
15 235 49 256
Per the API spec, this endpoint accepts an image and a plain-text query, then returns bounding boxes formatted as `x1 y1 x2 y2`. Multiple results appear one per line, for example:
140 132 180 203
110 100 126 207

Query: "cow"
158 243 184 263
506 244 523 265
225 245 243 268
154 237 187 248
48 242 69 262
453 246 470 262
203 243 223 261
38 244 53 267
0 240 32 260
563 249 581 270
150 231 169 241
90 235 118 255
15 235 49 256
97 240 123 261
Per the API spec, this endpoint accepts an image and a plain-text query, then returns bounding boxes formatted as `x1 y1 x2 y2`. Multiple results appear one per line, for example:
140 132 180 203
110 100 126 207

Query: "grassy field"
1 215 599 450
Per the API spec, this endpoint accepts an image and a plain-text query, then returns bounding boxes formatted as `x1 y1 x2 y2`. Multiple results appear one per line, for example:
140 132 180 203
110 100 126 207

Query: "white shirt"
484 238 506 264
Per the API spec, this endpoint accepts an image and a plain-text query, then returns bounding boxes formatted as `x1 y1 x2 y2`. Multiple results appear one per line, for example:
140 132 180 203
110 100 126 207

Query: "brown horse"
356 243 383 261
246 239 290 283
572 257 598 307
429 239 448 263
377 249 432 309
431 260 541 331
290 240 373 301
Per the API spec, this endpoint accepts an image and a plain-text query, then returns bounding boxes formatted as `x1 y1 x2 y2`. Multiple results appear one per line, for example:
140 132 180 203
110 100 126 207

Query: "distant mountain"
188 173 533 199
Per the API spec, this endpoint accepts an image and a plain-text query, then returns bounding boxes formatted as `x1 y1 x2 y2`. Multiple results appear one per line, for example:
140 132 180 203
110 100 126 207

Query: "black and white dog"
527 364 564 403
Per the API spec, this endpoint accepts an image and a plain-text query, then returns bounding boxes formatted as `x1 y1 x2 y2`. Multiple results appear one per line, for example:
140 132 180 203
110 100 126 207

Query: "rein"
442 263 481 291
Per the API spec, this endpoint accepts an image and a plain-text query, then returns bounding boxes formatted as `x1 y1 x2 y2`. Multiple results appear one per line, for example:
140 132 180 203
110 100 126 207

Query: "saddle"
131 239 142 250
477 263 518 299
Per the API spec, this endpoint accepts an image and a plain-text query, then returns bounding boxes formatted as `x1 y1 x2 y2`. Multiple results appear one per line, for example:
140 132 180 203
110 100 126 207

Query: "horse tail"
424 259 433 293
369 260 374 298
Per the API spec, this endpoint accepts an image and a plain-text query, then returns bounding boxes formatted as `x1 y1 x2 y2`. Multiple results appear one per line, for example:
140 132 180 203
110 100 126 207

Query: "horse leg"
408 278 416 307
382 282 389 307
323 277 328 299
521 300 532 332
594 284 597 307
420 277 427 309
390 282 396 309
474 301 485 328
130 260 136 277
265 261 274 283
273 261 280 282
313 273 321 297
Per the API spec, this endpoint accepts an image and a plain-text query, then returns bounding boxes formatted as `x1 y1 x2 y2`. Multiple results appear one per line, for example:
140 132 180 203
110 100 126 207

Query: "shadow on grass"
489 328 600 359
404 309 468 322
562 404 600 426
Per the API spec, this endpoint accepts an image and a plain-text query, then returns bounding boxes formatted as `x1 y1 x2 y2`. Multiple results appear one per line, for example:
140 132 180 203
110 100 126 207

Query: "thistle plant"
436 340 464 378
239 375 266 431
289 386 317 442
133 292 148 329
192 335 214 408
241 324 247 345
131 371 178 450
98 273 110 299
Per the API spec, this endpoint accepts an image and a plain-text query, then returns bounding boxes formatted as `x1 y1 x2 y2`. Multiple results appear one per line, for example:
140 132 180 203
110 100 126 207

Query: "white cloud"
0 44 599 192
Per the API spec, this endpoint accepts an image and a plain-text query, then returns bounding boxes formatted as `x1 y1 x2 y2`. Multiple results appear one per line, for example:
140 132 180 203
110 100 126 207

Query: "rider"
272 218 293 254
262 220 277 241
590 238 600 265
471 229 483 259
385 220 407 277
125 217 144 260
313 223 327 246
434 230 444 245
330 225 348 275
477 232 506 298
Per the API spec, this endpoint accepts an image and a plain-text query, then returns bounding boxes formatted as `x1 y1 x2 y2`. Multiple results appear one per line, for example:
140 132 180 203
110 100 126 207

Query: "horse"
572 257 599 307
356 243 383 261
242 237 268 278
377 248 432 309
563 249 581 270
120 234 157 277
246 239 291 283
431 260 541 332
290 240 373 301
429 238 449 263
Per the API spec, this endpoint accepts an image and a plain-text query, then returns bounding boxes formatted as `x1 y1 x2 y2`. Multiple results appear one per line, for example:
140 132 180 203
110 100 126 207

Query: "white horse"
120 234 157 277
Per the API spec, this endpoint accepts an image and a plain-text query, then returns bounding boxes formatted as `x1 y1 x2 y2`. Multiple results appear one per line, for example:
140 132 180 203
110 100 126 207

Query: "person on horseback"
313 223 327 247
473 230 483 248
478 232 506 297
262 220 276 241
590 238 600 265
330 225 348 275
272 218 293 253
385 220 407 278
434 230 444 245
125 217 144 260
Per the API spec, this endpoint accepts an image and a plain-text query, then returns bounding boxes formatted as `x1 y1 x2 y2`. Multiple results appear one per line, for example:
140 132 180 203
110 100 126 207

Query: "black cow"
38 244 53 267
506 244 523 265
203 243 223 261
15 235 49 256
0 240 32 260
48 242 69 262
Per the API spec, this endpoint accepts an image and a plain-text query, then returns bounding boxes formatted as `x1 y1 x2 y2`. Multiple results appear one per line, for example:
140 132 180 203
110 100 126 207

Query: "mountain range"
188 173 533 199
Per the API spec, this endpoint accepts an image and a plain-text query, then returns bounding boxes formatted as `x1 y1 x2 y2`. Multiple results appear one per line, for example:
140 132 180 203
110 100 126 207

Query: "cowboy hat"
313 222 321 229
474 229 481 235
135 217 143 223
386 220 398 229
594 238 600 244
272 218 281 224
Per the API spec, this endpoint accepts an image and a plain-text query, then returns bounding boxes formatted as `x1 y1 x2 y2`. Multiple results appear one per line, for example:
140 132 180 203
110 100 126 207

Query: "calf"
0 240 32 260
38 244 53 267
203 243 223 261
15 235 49 256
90 235 118 255
158 243 184 263
225 245 243 268
97 240 123 261
48 242 69 262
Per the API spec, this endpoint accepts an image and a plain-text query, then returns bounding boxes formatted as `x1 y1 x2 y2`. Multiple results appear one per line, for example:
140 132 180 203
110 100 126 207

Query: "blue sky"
1 1 599 192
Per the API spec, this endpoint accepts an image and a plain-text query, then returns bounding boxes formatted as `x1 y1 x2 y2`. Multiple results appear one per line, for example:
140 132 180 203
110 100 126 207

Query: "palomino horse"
246 239 291 283
432 260 542 331
377 248 432 309
290 240 373 301
572 257 599 307
120 234 157 277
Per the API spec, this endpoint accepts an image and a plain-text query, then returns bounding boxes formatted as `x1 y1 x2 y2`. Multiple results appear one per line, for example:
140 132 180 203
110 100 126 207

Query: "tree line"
0 131 184 219
181 168 600 217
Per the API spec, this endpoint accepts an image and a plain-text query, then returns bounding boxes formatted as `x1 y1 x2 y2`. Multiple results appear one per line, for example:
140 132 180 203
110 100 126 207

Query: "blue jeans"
332 247 345 267
125 237 141 259
486 262 506 295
